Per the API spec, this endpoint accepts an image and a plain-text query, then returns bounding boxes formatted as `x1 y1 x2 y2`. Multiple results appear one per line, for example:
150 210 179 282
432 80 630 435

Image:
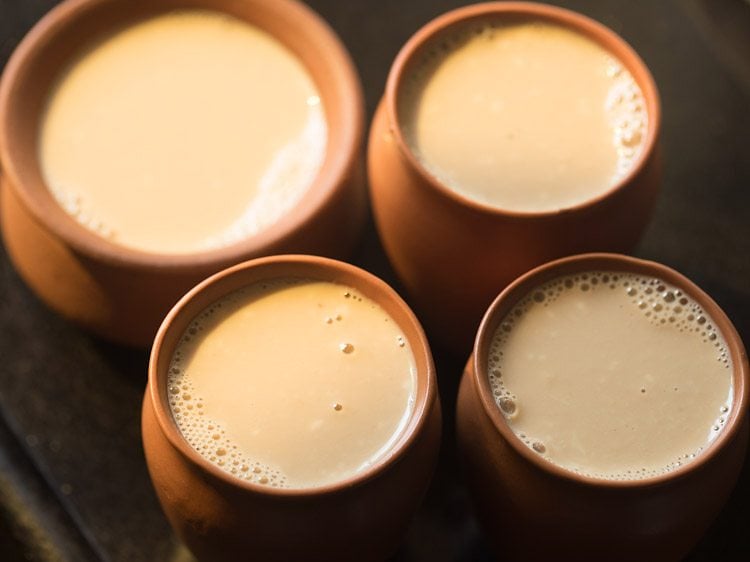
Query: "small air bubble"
498 398 516 415
532 442 546 454
339 343 354 354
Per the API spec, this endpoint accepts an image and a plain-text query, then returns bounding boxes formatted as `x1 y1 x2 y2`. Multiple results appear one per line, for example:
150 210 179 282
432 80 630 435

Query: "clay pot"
368 2 662 355
142 254 442 561
456 253 749 561
0 0 365 347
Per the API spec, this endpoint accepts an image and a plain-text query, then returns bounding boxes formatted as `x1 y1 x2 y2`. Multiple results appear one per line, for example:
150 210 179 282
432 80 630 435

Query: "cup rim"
384 1 661 219
471 252 749 489
147 254 437 497
0 0 363 270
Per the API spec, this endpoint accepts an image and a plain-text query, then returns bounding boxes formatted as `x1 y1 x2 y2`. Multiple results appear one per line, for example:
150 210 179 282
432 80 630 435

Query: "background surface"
1 0 749 560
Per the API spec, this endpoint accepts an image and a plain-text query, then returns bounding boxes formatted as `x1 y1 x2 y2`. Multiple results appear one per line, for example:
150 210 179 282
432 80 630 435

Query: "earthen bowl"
142 254 442 561
456 253 748 560
368 2 662 355
0 0 365 347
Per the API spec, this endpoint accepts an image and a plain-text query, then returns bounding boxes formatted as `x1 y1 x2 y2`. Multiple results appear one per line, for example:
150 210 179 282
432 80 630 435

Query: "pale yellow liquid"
400 19 647 212
168 280 417 489
489 272 733 480
40 10 326 254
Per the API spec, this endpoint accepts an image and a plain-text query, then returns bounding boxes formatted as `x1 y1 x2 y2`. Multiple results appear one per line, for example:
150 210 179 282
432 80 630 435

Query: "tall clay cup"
368 2 661 355
142 255 442 561
456 253 748 560
0 0 365 347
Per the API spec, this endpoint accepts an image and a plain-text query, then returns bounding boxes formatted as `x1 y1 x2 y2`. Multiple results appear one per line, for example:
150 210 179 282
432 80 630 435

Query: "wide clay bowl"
142 254 442 562
0 0 365 347
456 253 748 561
368 2 661 355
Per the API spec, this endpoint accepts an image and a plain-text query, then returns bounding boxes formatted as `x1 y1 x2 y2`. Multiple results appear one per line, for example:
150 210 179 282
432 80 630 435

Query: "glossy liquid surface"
489 271 732 480
168 280 417 489
400 19 647 212
40 10 326 254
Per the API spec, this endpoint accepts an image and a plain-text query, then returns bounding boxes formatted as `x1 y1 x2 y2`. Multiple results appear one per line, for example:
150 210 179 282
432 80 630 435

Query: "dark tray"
1 0 749 560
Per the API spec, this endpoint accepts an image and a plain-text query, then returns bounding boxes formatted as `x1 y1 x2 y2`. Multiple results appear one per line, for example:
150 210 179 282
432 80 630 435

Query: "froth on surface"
40 10 327 254
399 18 648 212
488 271 733 481
168 279 417 489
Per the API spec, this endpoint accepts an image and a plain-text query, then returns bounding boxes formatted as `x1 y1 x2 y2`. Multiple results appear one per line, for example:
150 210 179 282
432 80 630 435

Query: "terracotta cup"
368 2 662 355
456 253 748 560
142 254 442 561
0 0 365 347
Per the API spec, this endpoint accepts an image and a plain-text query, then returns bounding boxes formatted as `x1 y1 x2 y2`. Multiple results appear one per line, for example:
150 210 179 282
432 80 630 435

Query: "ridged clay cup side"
142 255 442 562
456 253 748 561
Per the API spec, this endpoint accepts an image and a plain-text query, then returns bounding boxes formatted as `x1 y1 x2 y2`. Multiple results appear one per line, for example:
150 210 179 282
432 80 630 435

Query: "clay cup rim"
384 1 661 220
472 252 749 489
0 0 363 271
147 254 437 497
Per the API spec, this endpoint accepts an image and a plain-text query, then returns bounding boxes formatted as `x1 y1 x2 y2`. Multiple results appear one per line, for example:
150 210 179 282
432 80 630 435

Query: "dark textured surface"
0 0 749 560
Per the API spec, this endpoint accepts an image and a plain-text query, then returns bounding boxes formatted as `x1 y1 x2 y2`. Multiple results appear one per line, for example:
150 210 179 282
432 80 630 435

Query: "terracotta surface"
0 0 366 347
368 2 662 356
142 255 442 562
456 253 749 561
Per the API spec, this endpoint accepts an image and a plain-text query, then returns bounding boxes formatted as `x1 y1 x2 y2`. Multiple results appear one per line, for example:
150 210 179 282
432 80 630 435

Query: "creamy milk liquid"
168 280 417 489
40 11 326 254
488 272 733 480
399 19 647 212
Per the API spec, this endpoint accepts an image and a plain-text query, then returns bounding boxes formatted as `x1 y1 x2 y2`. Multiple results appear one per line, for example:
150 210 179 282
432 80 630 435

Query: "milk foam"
399 19 649 212
168 279 417 489
489 271 733 481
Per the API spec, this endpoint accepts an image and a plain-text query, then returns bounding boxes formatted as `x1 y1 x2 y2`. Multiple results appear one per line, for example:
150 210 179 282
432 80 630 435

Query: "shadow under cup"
367 2 662 355
456 253 749 560
141 255 442 562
